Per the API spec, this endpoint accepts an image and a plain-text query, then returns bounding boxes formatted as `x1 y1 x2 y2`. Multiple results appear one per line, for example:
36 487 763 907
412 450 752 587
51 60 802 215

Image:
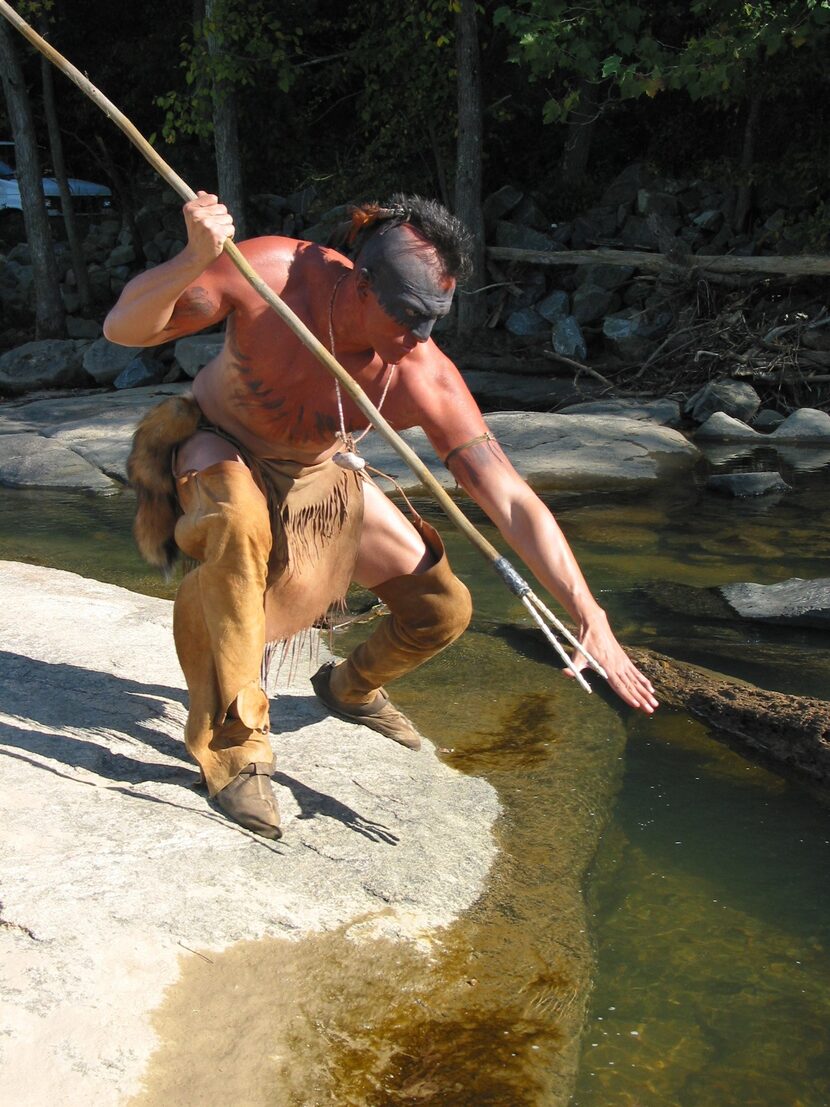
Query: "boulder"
83 336 145 385
504 307 548 338
696 407 830 443
113 355 166 390
751 409 785 431
552 316 588 361
694 412 759 440
636 190 680 218
602 309 671 362
575 264 635 291
0 340 92 395
0 432 117 492
706 472 791 497
174 334 225 378
363 412 699 491
107 244 136 268
571 285 619 325
719 577 830 629
771 408 830 441
559 398 682 426
66 317 102 340
494 221 558 252
536 289 569 323
482 184 524 228
685 379 761 424
620 215 658 251
600 163 653 209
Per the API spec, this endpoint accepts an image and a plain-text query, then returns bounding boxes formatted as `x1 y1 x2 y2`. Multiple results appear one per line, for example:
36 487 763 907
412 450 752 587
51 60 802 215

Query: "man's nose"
410 317 436 341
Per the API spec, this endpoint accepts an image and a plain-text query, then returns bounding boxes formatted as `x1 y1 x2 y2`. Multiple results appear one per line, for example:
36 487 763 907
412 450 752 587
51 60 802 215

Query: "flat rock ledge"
0 385 700 493
0 561 498 1106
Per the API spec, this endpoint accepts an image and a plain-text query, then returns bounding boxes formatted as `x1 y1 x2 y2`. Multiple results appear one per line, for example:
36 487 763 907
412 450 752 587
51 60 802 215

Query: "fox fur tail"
127 394 201 573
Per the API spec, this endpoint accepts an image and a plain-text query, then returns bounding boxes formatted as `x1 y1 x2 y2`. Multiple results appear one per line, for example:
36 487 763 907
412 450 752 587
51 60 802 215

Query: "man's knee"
175 463 272 567
377 566 472 651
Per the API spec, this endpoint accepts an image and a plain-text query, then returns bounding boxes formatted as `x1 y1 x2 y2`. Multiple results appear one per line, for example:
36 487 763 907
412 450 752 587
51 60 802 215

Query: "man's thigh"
174 430 246 477
353 479 435 589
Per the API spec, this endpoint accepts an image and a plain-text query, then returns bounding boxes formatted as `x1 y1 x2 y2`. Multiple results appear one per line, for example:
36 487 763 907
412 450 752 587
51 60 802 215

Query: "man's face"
358 225 456 355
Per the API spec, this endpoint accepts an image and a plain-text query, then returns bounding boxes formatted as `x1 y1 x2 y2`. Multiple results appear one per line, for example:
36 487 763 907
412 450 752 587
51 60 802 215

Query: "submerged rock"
706 472 791 497
719 577 830 628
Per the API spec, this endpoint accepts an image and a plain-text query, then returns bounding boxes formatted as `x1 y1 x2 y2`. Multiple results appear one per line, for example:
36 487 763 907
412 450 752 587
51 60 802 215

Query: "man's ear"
356 267 372 300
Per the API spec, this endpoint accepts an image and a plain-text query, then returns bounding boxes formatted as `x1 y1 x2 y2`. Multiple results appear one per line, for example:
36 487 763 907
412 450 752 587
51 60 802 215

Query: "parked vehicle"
0 140 112 240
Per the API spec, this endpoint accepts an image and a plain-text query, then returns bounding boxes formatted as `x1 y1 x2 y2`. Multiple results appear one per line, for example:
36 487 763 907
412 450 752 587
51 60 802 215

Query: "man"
105 191 657 840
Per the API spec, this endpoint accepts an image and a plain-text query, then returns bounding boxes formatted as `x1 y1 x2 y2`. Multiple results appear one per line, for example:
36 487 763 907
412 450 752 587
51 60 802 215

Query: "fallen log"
487 245 830 279
628 647 830 785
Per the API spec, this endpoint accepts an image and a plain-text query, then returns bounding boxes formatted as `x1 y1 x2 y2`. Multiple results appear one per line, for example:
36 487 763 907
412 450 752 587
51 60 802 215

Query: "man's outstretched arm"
415 361 658 714
103 192 234 347
450 439 657 713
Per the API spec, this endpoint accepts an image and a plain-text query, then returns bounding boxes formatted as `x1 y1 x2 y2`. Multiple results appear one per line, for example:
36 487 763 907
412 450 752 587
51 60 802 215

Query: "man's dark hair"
346 193 473 282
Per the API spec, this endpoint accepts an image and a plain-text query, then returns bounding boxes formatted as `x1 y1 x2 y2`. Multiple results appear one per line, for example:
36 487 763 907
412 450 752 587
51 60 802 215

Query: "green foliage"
157 0 301 144
494 0 830 120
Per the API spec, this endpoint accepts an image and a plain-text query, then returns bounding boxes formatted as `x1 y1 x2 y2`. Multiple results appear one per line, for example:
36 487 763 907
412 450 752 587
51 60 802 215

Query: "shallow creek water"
1 456 829 1106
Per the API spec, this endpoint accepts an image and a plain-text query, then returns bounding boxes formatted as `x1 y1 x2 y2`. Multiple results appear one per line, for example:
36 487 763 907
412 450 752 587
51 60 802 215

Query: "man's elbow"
103 310 149 347
102 310 127 345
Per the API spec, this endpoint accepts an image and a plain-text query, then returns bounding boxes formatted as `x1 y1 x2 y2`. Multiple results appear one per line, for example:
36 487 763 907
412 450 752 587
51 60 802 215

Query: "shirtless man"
105 191 657 840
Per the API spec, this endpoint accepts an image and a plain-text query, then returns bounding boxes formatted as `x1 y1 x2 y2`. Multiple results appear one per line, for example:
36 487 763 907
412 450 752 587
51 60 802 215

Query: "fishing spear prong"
520 596 593 693
525 590 609 680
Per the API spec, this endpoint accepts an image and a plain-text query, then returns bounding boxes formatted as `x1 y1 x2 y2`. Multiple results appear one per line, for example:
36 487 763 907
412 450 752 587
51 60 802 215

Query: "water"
1 462 829 1105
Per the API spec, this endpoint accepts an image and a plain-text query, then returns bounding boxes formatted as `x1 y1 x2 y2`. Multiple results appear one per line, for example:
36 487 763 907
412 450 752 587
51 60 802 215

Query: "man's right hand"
183 191 235 266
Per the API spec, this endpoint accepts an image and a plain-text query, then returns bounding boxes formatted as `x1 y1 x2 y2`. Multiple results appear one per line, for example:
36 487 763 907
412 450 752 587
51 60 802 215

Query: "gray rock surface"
685 379 761 424
696 407 830 443
719 576 830 628
0 431 117 492
0 561 499 1106
0 339 92 395
695 411 761 440
770 407 830 440
113 354 166 390
82 336 145 385
552 315 588 361
174 335 225 379
365 411 699 489
559 398 682 426
0 388 701 493
0 385 185 485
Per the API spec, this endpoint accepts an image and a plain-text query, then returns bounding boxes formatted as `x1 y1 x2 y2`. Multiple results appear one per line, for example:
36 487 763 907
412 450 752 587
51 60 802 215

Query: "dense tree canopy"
1 0 828 229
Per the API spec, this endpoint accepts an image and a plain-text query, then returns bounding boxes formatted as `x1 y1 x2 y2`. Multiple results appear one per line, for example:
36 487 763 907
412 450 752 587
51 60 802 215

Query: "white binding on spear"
0 0 608 692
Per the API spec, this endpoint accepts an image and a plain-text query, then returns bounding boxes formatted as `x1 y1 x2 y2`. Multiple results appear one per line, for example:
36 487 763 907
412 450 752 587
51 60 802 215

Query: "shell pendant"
334 450 366 471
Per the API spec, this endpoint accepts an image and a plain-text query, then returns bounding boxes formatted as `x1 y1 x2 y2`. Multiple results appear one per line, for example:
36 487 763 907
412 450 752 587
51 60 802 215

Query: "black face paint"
357 224 455 340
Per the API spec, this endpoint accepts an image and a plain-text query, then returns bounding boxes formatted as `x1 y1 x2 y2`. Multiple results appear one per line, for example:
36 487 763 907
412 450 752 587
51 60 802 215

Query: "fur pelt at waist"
127 396 365 610
127 394 201 572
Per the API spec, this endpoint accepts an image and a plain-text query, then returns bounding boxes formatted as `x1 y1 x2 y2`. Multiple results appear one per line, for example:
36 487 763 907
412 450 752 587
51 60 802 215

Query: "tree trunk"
0 20 65 339
40 50 92 313
559 77 599 193
454 0 487 335
205 0 246 240
734 91 762 233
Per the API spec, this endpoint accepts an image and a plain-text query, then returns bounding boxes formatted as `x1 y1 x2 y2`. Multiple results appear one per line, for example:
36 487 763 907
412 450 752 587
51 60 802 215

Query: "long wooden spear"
0 0 607 690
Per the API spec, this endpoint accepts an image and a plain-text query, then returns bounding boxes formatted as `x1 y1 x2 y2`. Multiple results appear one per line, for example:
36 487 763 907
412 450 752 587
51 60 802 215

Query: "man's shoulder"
239 235 348 269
